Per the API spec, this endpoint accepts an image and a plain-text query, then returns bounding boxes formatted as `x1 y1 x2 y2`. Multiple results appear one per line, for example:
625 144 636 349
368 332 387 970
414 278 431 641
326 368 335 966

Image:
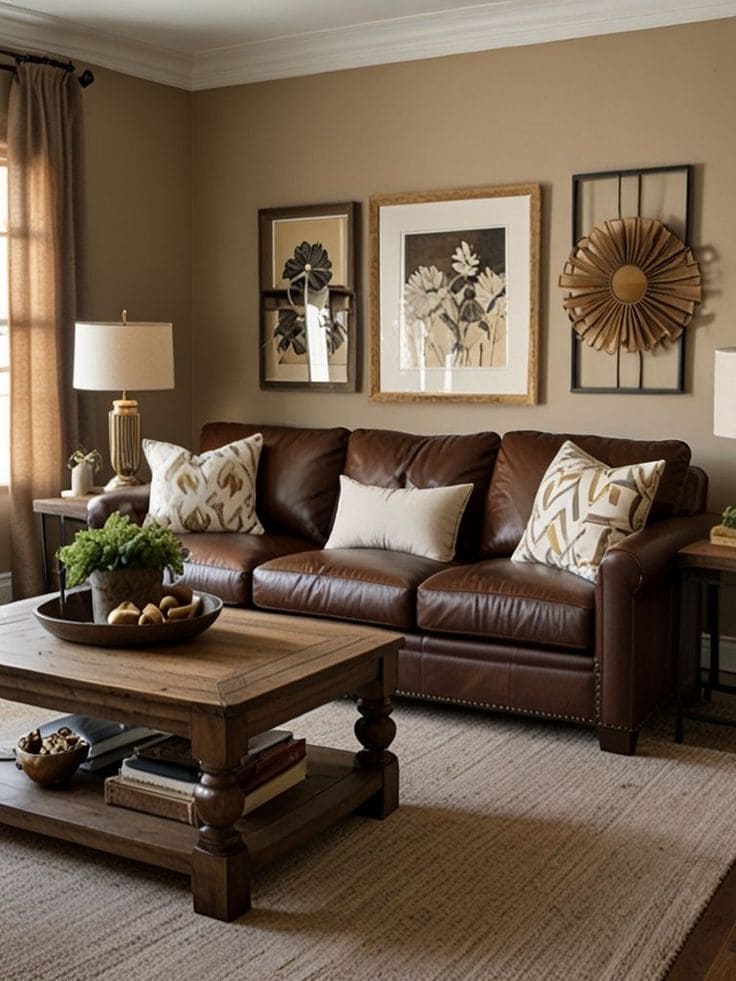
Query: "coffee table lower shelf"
0 745 382 876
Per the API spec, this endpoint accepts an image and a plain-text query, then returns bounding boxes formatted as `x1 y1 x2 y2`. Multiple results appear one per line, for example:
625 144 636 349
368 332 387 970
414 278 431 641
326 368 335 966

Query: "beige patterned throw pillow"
511 440 665 582
143 435 264 534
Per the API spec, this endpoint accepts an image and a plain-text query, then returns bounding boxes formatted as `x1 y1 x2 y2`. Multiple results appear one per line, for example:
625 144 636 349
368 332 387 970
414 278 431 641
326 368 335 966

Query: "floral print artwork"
401 229 507 370
274 242 346 361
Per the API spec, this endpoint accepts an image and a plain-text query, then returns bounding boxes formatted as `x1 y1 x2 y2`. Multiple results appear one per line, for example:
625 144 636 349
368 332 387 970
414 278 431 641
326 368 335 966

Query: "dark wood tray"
34 589 223 647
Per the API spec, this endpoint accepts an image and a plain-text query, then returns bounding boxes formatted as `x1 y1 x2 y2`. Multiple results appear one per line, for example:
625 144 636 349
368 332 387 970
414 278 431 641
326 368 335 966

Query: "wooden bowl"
34 590 223 648
15 740 89 787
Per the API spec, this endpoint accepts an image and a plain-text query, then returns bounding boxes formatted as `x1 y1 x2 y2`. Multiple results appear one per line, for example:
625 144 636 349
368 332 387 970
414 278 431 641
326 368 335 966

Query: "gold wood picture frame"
369 183 540 403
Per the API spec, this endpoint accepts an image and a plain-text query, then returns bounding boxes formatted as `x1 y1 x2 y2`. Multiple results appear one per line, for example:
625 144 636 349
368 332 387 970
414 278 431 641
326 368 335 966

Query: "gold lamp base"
107 397 141 490
104 472 141 492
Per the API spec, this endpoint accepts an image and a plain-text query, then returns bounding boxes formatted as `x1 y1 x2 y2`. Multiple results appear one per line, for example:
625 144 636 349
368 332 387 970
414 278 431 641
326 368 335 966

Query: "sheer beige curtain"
8 63 86 598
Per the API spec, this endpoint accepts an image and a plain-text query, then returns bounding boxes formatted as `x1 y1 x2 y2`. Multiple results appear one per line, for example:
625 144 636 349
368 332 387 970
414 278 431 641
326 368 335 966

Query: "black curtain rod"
0 48 94 87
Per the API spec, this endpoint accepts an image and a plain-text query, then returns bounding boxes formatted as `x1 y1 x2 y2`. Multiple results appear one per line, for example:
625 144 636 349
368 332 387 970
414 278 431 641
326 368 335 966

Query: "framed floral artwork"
369 184 540 403
259 202 359 391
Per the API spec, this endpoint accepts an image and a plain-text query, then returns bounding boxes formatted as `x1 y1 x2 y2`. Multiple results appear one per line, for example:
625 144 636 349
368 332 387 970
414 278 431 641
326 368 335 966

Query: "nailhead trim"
396 689 596 725
594 656 601 718
398 668 664 735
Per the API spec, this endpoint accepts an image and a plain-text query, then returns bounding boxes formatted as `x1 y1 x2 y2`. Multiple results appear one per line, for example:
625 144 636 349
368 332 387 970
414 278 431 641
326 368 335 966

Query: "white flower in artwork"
404 265 445 320
451 241 480 278
476 267 506 315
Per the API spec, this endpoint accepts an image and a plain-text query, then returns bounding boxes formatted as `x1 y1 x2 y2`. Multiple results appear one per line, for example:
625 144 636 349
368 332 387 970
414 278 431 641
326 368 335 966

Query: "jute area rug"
1 694 734 981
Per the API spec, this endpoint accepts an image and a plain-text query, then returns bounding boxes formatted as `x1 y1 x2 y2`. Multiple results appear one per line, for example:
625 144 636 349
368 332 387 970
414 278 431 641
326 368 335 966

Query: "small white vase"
70 461 93 496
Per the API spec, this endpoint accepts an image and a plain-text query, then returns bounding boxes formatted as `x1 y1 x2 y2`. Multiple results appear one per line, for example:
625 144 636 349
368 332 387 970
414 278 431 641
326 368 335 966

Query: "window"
0 159 7 486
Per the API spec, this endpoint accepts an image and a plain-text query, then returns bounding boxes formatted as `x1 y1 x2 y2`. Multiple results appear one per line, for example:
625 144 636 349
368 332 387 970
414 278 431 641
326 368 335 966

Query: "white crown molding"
191 0 736 89
0 0 734 91
0 1 192 89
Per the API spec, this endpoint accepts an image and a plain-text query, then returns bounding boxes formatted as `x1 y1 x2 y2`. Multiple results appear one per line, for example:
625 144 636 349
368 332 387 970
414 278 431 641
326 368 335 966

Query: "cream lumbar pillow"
511 440 665 582
143 434 264 534
325 475 473 562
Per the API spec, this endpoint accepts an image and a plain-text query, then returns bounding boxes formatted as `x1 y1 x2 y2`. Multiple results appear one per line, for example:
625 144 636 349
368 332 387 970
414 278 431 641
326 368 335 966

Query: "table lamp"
73 312 174 491
714 347 736 439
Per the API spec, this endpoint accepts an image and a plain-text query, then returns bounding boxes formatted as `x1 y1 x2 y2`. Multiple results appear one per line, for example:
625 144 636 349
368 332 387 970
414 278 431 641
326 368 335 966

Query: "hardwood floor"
667 835 736 978
665 675 736 978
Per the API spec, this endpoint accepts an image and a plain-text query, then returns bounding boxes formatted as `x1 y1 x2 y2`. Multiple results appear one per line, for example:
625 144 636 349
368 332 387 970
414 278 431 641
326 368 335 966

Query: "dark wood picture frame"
258 201 360 392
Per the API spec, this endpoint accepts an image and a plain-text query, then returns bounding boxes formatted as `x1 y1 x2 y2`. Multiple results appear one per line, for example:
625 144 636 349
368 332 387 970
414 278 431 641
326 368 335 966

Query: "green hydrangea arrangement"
57 512 185 588
722 506 736 529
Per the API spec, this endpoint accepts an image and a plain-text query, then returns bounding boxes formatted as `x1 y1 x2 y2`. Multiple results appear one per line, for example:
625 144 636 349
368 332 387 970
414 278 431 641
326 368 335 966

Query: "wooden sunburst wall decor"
559 216 702 355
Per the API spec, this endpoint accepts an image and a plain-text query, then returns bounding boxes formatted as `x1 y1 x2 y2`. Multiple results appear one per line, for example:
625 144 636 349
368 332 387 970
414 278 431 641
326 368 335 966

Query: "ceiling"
0 0 734 90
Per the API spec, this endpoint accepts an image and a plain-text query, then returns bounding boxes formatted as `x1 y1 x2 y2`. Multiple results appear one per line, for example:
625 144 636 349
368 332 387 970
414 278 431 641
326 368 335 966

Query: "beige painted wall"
1 19 734 579
192 18 734 512
83 67 194 471
0 65 193 575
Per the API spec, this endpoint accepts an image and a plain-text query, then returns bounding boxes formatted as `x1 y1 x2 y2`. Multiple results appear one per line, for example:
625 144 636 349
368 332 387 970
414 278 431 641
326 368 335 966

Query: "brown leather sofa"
89 422 712 755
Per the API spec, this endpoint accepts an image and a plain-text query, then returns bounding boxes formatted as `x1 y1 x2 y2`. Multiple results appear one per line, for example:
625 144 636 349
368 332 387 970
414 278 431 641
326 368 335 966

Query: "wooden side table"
676 540 736 742
32 493 102 592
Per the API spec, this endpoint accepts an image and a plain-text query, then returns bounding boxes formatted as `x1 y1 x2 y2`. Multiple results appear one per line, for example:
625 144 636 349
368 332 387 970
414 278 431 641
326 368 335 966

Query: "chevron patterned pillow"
143 434 264 534
511 440 665 582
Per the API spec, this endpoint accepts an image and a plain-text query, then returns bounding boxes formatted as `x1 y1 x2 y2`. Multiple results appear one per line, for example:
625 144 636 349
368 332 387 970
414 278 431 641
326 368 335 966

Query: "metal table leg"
39 513 50 593
705 582 720 701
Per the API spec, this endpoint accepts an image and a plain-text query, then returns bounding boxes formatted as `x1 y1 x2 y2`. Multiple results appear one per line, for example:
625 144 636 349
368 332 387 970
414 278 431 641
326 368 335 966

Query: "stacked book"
37 715 165 772
104 729 307 826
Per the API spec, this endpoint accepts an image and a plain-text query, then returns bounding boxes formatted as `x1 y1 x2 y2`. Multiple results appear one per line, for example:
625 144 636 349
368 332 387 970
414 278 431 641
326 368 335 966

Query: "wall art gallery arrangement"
257 169 702 403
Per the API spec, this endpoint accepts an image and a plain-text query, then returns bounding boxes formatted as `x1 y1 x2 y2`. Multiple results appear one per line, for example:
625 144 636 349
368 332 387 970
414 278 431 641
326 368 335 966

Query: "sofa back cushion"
678 465 709 516
344 429 501 560
481 430 692 557
200 422 349 544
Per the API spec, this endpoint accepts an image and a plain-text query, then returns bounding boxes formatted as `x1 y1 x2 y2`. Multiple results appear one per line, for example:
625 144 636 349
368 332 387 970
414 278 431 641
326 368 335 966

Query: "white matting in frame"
370 184 540 403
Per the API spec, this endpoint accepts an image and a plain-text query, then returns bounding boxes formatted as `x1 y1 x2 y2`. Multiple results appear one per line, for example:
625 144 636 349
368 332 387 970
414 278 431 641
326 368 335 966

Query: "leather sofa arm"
87 484 151 529
595 511 715 744
599 512 716 589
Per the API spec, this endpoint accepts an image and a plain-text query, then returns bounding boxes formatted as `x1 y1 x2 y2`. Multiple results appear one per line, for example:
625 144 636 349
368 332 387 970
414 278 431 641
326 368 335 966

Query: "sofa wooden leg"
597 727 639 755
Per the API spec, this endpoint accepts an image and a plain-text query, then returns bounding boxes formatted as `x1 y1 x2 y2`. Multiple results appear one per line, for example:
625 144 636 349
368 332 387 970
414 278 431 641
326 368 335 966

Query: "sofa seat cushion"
252 548 449 629
180 532 318 606
417 559 595 652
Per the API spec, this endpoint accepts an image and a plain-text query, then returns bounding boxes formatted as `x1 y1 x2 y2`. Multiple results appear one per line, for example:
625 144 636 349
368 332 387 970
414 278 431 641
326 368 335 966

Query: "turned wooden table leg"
192 764 249 920
354 695 398 819
191 711 250 921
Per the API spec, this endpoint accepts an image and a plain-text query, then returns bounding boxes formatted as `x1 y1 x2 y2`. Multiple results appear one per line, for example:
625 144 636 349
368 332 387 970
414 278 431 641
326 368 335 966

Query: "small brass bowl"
15 740 89 787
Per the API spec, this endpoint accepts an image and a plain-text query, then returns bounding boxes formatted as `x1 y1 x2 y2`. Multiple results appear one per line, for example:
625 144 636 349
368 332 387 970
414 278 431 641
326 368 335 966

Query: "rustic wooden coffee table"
0 597 402 921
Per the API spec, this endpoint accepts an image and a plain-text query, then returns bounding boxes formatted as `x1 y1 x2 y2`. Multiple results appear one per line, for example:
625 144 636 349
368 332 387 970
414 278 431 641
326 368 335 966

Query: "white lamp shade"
714 347 736 438
73 321 175 392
